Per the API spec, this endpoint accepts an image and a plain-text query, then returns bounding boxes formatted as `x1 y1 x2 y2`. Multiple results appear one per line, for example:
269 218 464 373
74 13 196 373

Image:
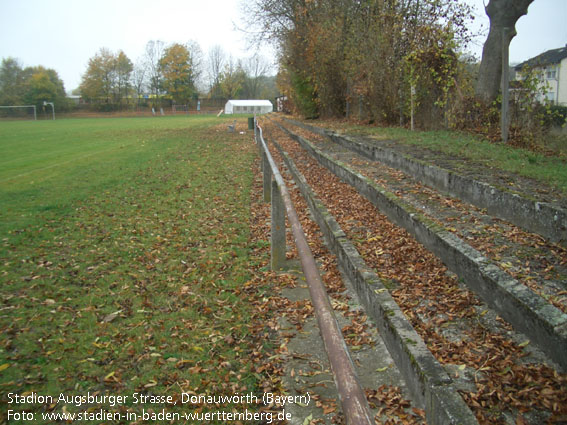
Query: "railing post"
263 153 272 202
271 179 286 270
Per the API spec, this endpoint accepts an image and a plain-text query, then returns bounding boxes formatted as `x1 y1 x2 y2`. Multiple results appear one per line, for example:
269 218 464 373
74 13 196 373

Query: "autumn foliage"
249 0 474 127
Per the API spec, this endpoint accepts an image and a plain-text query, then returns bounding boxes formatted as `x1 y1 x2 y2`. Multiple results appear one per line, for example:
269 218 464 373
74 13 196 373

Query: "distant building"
66 95 83 105
514 45 567 105
275 95 289 113
224 99 273 115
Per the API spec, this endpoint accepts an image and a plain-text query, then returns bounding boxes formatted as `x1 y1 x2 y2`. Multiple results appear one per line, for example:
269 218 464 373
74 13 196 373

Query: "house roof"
515 45 567 70
225 100 273 106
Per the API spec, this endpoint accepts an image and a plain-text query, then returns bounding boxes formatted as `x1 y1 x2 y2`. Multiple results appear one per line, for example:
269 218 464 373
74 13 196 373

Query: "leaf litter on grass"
0 118 288 424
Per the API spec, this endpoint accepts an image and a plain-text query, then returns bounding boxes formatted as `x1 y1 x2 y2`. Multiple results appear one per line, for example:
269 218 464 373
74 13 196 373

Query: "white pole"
501 28 510 142
410 84 415 131
43 101 55 120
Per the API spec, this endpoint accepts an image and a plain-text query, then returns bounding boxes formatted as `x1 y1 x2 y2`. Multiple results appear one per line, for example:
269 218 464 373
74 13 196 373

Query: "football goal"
172 104 188 114
0 105 37 120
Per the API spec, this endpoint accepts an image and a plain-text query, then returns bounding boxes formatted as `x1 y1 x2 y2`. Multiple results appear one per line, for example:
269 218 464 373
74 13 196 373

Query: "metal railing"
254 118 374 425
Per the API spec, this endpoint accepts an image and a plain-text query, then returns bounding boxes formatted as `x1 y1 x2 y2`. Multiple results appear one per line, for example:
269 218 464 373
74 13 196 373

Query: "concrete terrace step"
276 263 424 425
275 121 567 372
270 139 479 425
282 117 567 244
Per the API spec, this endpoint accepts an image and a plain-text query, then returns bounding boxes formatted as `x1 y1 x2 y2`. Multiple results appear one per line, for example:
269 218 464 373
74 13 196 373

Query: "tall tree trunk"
475 0 534 104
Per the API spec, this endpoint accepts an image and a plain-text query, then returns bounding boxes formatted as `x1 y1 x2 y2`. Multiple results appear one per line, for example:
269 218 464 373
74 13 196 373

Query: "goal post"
0 105 37 120
172 104 188 114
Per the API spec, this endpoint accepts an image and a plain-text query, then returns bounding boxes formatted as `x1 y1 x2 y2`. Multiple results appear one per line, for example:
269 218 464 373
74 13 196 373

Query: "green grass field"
0 116 272 423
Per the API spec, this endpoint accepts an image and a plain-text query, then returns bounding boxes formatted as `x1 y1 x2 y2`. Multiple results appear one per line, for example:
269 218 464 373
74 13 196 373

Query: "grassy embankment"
330 122 567 195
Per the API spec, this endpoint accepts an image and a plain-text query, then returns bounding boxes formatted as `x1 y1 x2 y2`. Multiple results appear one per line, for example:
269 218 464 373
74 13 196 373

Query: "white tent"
224 99 273 115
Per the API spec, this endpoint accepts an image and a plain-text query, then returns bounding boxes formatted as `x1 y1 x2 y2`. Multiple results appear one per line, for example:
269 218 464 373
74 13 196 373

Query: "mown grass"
0 116 268 423
334 123 567 195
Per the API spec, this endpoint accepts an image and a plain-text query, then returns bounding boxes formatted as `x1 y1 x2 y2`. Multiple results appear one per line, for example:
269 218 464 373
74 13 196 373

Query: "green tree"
159 43 195 104
247 0 473 125
114 51 133 106
80 48 133 109
25 66 69 111
1 58 70 112
24 71 58 108
80 48 116 106
0 58 25 105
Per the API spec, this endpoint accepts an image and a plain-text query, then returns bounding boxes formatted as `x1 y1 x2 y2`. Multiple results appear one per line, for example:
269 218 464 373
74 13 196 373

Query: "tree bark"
475 0 534 104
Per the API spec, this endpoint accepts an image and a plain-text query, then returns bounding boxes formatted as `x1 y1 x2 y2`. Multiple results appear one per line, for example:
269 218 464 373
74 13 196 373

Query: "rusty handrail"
255 120 374 425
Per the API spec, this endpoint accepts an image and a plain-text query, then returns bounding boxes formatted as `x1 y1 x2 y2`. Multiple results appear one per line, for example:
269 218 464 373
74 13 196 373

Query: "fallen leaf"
101 310 122 323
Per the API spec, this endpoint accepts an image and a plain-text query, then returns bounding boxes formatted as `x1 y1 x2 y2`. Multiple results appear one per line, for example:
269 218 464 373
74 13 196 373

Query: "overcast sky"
465 0 567 63
0 0 566 93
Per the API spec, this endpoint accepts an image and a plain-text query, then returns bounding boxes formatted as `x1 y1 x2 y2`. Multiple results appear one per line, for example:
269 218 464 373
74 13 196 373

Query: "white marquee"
224 99 273 115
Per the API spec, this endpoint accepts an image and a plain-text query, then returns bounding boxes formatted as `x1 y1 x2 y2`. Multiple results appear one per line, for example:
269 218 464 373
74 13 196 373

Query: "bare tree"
207 45 226 97
475 0 534 104
186 40 205 93
144 40 165 104
131 62 147 108
243 53 271 98
243 0 299 46
219 55 246 99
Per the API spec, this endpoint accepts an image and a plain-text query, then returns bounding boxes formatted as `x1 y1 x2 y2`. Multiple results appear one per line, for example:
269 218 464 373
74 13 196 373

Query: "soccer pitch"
0 116 223 187
0 116 233 233
0 116 269 423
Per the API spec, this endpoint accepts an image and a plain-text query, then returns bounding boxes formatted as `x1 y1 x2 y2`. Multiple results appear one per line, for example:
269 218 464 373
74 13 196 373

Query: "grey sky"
0 0 261 91
465 0 567 63
1 0 566 93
